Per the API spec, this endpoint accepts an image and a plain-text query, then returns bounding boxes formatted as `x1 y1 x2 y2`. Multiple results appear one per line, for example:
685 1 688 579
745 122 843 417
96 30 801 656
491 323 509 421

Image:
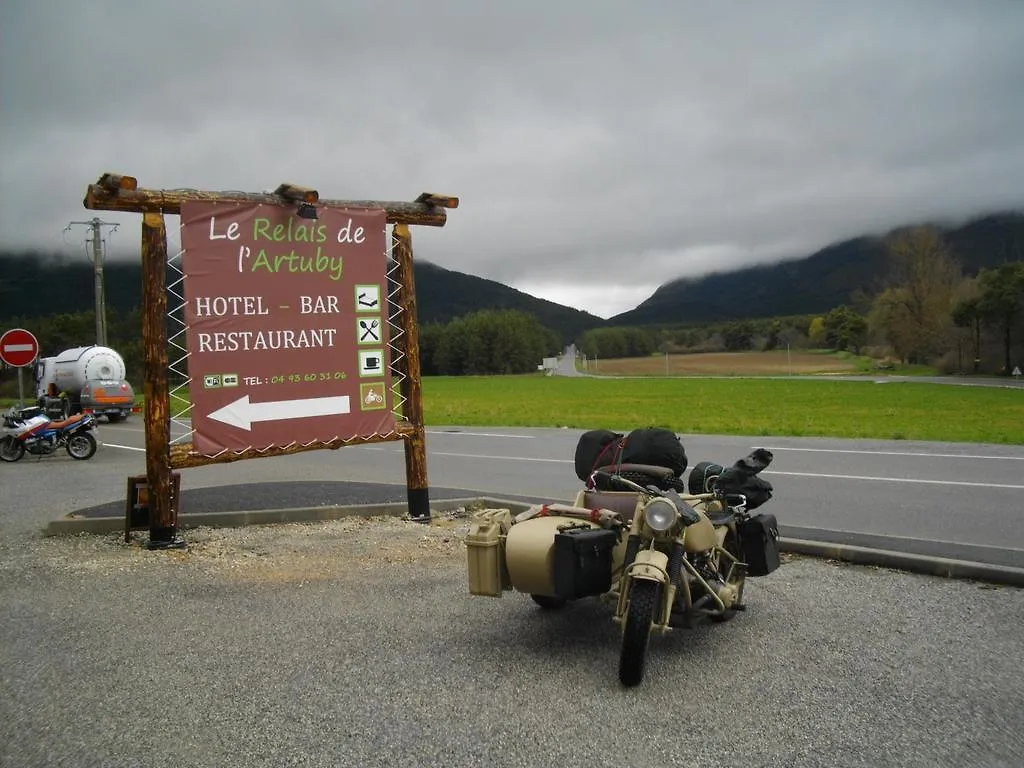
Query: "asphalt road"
3 419 1023 767
6 418 1021 569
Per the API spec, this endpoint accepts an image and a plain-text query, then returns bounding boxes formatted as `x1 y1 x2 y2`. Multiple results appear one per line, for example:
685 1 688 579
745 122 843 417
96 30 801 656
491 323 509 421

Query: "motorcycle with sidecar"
466 429 780 687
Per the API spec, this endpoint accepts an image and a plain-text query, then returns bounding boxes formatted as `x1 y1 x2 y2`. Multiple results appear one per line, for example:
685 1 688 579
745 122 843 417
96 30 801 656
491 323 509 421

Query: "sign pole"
16 368 24 408
141 212 181 550
392 224 430 522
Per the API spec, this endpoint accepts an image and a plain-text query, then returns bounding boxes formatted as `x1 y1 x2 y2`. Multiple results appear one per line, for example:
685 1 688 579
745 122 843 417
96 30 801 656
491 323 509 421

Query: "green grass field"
4 372 1021 444
422 375 1024 444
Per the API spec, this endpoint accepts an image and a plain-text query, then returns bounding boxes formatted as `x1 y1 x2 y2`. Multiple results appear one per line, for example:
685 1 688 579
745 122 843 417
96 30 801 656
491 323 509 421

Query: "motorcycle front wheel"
0 436 25 462
66 432 98 460
619 579 660 687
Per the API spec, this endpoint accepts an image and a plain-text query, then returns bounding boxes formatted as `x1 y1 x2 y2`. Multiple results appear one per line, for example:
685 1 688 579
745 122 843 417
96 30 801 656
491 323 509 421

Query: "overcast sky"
2 1 1023 318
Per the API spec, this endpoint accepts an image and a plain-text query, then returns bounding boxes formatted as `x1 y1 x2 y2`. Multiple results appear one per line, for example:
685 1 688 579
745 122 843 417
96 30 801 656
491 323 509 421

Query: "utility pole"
65 217 119 346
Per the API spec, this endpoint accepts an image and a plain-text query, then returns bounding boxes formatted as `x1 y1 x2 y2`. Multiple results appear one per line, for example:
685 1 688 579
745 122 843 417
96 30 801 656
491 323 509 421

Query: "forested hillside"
611 212 1024 326
0 253 602 345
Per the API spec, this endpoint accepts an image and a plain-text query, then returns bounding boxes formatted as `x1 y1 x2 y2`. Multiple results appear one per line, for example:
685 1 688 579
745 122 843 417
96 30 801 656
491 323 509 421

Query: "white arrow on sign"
207 394 351 431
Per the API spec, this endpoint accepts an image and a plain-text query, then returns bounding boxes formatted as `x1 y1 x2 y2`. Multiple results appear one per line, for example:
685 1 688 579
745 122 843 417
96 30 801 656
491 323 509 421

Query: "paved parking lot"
2 514 1022 768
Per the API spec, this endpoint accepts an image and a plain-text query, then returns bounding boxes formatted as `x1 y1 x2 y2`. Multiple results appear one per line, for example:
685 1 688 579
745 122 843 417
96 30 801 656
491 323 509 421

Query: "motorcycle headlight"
643 498 678 532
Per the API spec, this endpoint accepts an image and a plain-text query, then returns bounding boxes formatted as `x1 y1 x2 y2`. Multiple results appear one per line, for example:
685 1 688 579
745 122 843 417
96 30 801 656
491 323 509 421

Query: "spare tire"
687 461 724 494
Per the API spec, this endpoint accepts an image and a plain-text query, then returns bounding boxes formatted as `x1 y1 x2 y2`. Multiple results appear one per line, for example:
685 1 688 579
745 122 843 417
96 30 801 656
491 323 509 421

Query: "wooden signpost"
83 173 457 549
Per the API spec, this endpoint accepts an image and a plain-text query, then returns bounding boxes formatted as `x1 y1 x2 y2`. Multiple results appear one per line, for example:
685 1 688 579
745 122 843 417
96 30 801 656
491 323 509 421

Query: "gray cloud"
2 0 1023 317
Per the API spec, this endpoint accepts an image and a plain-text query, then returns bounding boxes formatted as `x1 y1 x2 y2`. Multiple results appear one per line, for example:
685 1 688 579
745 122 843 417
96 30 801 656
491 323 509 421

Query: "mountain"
0 252 602 344
608 211 1024 327
3 210 1022 338
411 261 601 341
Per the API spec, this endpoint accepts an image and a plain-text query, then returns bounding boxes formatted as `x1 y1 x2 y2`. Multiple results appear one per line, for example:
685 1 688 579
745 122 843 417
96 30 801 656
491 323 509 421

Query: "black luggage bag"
552 526 619 599
738 513 781 576
574 429 624 482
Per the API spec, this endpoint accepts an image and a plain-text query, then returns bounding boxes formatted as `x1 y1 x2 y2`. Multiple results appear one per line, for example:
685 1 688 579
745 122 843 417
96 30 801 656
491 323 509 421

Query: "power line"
64 217 119 346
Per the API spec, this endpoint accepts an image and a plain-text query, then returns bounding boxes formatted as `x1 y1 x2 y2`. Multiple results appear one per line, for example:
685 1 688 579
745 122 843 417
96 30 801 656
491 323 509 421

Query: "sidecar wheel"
530 594 567 610
619 580 660 687
0 436 25 462
66 432 98 460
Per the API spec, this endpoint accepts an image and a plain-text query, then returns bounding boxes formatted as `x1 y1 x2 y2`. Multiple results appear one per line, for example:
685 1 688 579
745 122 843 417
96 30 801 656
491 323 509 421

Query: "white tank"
46 346 127 392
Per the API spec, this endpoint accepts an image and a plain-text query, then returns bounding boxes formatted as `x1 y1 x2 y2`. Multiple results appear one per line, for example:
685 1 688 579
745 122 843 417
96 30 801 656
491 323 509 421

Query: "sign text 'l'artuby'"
181 202 393 455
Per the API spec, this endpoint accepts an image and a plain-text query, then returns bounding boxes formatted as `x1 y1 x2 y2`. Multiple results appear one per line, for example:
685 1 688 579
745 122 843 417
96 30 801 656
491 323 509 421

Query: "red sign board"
181 201 395 454
0 327 39 367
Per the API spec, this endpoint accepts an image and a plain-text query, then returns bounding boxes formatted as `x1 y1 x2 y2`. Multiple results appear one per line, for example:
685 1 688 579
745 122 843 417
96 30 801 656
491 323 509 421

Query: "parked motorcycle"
466 432 780 688
0 405 99 462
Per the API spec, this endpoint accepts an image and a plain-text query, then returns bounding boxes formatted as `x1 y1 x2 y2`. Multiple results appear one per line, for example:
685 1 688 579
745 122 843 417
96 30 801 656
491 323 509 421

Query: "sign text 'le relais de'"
182 201 393 454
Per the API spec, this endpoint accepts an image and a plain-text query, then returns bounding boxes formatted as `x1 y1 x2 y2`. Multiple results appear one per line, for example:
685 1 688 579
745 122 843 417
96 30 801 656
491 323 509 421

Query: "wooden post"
392 224 430 521
140 212 181 549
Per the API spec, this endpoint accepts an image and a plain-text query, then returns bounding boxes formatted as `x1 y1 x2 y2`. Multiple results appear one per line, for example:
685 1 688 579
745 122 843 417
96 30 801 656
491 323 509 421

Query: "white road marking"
763 446 1024 461
765 469 1024 490
100 439 1024 489
103 443 145 452
366 447 1024 490
360 446 568 463
426 430 536 439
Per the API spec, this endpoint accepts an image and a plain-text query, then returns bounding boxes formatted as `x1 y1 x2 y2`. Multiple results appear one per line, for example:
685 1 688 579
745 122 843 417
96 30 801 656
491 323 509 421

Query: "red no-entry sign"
0 328 39 368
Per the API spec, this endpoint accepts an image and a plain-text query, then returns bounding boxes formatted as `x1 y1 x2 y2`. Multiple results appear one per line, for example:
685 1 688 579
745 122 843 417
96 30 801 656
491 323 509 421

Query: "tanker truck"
33 346 137 422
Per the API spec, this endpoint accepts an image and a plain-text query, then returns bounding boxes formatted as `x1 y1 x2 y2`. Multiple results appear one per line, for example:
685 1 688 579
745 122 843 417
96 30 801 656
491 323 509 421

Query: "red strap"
588 437 625 487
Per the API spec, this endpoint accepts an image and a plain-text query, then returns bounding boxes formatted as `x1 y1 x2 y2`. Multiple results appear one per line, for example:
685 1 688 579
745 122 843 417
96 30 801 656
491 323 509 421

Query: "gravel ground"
2 514 1023 768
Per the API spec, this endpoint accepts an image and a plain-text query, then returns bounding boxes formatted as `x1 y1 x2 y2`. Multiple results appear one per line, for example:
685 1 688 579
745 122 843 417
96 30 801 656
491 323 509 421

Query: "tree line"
865 228 1024 374
418 309 560 375
0 307 145 396
0 306 561 392
578 229 1024 376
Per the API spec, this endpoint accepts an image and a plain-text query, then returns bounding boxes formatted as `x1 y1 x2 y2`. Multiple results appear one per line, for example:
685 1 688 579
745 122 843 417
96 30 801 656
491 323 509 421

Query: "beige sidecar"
466 490 642 601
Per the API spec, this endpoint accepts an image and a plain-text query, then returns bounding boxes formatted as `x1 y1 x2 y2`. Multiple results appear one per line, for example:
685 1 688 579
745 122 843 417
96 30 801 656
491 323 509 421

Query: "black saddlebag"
738 513 781 577
621 428 687 477
553 526 619 599
574 429 624 481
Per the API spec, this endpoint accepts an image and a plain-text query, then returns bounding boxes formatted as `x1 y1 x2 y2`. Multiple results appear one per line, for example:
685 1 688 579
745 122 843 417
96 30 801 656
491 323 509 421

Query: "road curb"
45 500 1023 588
44 496 535 537
782 538 1024 588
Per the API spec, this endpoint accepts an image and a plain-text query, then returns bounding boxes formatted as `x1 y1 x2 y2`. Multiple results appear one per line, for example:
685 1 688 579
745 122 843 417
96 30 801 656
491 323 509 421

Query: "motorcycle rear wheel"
619 579 660 687
66 432 98 460
0 436 25 462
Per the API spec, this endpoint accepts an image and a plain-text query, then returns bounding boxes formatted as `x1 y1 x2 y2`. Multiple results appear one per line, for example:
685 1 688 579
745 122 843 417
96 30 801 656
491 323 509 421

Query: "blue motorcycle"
0 406 99 462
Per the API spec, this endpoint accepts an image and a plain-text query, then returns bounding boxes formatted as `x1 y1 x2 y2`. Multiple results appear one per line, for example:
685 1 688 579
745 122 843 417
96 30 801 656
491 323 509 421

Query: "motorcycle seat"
46 414 85 430
592 463 688 492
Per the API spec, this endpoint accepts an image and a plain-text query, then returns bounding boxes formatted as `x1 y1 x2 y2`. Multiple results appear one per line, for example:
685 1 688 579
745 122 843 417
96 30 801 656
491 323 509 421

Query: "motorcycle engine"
692 560 739 609
25 434 57 454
